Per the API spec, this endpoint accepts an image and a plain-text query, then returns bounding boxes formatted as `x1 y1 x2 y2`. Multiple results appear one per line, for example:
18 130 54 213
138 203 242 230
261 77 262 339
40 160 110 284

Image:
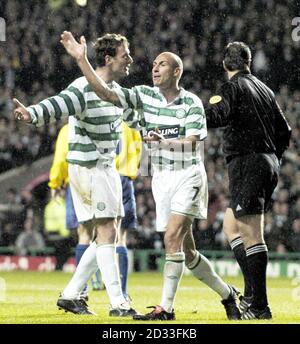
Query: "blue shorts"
65 184 79 230
121 176 137 230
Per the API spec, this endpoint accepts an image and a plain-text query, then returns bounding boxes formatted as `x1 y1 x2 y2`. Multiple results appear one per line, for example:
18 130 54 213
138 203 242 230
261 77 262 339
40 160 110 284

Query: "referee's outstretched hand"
13 98 31 123
60 31 87 62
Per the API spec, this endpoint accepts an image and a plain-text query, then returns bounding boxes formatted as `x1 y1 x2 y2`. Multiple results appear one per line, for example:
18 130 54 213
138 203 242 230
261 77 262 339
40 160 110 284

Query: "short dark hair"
223 42 251 71
93 33 129 67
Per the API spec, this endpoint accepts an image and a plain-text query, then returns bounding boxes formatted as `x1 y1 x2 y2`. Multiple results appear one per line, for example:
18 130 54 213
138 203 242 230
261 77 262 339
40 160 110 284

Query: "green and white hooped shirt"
27 77 124 168
115 85 207 170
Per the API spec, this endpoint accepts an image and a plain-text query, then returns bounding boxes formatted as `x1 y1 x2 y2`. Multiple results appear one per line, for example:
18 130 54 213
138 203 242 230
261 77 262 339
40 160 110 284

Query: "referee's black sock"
246 244 269 310
230 237 252 297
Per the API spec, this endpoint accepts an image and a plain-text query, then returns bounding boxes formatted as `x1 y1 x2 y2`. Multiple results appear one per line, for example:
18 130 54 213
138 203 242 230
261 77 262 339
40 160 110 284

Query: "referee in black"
205 42 291 320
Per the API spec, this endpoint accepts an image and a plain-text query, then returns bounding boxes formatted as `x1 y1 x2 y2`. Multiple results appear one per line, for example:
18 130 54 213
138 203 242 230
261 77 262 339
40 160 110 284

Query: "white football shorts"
152 164 208 232
68 162 124 223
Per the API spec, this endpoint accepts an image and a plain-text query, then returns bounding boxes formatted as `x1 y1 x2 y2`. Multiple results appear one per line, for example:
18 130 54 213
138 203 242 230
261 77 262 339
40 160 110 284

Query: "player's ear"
174 66 182 78
105 54 112 66
222 60 227 71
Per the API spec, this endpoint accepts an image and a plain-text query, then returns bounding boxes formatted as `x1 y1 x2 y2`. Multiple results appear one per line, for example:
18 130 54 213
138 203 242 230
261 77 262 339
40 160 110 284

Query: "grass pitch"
0 271 299 324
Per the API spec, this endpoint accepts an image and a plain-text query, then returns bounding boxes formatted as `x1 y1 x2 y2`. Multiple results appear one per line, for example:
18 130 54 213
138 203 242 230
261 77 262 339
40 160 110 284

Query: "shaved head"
157 52 183 70
152 51 183 88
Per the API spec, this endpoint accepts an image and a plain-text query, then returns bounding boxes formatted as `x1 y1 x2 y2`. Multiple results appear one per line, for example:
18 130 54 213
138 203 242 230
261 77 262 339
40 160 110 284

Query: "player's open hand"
143 128 165 143
60 31 86 62
13 98 31 123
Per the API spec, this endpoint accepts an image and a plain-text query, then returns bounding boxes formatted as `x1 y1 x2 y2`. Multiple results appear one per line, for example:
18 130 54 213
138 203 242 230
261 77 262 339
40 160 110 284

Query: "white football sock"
62 242 98 299
187 251 230 300
96 244 127 309
160 252 185 313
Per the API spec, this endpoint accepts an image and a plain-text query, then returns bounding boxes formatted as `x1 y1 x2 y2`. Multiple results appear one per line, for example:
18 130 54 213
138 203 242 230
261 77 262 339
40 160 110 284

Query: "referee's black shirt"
205 70 291 161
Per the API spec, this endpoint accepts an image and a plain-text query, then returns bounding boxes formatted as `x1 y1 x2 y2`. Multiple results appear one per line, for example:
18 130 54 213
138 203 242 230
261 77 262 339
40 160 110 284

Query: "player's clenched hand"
60 31 87 62
51 188 64 203
143 128 165 143
13 98 31 123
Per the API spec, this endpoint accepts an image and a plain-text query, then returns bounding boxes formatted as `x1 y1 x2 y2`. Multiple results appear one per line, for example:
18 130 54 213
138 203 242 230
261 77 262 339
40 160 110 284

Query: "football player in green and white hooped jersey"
60 31 241 321
13 33 138 317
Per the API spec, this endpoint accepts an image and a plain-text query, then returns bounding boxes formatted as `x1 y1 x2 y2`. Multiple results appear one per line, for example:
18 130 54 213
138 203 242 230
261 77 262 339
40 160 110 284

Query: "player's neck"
227 66 250 80
159 84 180 103
95 67 116 84
227 70 239 80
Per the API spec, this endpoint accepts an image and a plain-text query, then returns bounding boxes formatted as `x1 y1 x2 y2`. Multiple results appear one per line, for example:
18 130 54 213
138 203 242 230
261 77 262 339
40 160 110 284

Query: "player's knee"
223 226 240 243
223 222 236 235
223 209 239 238
116 230 127 246
78 235 90 245
95 223 117 244
242 234 265 248
164 230 183 252
77 224 92 244
240 228 264 247
164 230 177 245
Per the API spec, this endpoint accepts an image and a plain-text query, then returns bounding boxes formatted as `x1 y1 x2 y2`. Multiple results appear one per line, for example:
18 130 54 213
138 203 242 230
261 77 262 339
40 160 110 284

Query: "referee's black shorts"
227 153 279 218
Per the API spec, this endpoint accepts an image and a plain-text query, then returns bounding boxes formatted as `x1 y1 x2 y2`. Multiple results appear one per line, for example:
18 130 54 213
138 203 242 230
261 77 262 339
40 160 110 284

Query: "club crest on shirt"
97 202 106 211
176 109 186 119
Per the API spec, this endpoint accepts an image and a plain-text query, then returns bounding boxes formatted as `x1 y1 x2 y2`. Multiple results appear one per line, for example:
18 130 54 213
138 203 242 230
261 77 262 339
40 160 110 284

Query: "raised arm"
60 31 120 105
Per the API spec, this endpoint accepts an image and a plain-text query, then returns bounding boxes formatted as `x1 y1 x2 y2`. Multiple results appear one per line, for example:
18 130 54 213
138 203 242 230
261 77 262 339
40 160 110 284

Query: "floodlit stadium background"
0 0 300 323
